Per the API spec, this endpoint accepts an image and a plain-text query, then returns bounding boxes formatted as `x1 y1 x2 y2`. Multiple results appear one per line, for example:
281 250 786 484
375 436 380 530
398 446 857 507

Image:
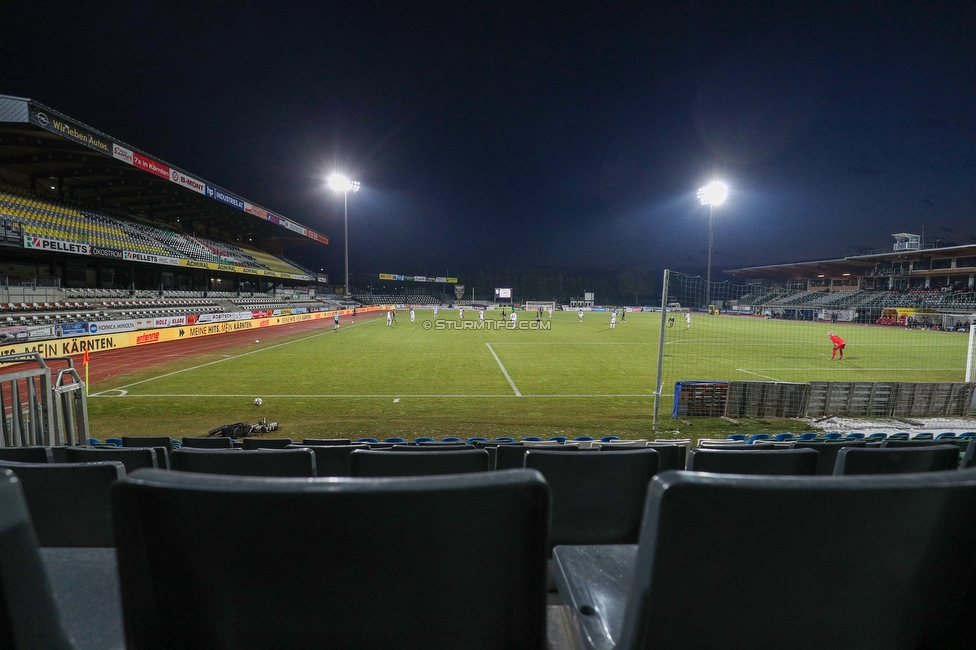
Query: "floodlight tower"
327 173 361 299
697 181 728 309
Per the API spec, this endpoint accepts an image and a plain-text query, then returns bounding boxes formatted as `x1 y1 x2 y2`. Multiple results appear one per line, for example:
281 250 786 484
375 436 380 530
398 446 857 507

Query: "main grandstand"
0 95 351 345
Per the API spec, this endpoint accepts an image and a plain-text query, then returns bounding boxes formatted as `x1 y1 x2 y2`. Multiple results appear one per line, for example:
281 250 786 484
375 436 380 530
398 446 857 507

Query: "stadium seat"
493 437 516 443
960 432 976 440
0 469 124 650
524 449 659 547
773 433 795 442
286 444 367 477
574 436 595 441
121 435 174 451
301 438 352 446
644 443 686 471
112 469 550 649
687 448 818 475
962 441 976 469
522 436 544 442
65 447 157 474
551 469 976 650
442 437 464 443
746 434 771 444
392 444 475 452
888 432 910 440
845 432 866 440
548 436 568 443
791 441 867 475
358 437 380 444
727 434 747 441
0 460 124 548
170 448 316 477
600 436 621 442
181 437 234 448
241 437 293 450
0 446 54 463
383 437 407 443
882 439 946 448
495 443 578 470
796 432 819 441
104 438 123 447
823 432 843 440
913 433 935 440
349 450 490 477
413 437 435 443
866 433 888 441
834 445 960 475
936 432 957 440
466 437 489 444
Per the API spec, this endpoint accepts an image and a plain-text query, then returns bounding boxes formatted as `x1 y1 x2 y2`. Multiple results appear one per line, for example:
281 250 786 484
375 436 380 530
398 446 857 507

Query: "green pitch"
88 311 968 440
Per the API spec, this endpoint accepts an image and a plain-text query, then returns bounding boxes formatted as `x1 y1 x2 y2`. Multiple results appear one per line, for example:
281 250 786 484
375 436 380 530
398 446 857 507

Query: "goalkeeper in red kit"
828 332 846 359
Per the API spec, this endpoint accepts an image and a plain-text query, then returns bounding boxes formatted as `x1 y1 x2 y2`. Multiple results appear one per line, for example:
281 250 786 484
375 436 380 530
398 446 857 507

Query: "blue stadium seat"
104 438 123 447
88 438 100 446
935 432 956 440
867 433 888 440
961 432 976 440
746 434 770 444
913 433 934 440
493 437 516 443
727 434 747 441
797 432 819 441
522 436 544 442
600 436 621 442
888 432 910 440
466 437 489 444
442 437 464 443
845 433 866 440
549 436 568 443
358 438 379 444
823 432 842 440
383 437 407 443
574 436 595 442
774 433 794 442
413 437 435 443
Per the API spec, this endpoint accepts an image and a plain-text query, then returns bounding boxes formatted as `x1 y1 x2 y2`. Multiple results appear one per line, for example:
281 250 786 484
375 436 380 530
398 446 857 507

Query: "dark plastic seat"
241 437 293 450
112 468 550 650
120 437 171 469
645 443 686 471
170 448 316 477
834 445 960 475
495 443 580 470
104 438 122 447
0 460 125 547
349 450 490 477
525 449 659 547
888 432 910 440
552 469 976 650
286 444 368 477
960 432 976 440
301 438 352 446
181 437 234 448
0 469 124 650
688 448 818 475
963 440 976 469
791 440 867 475
391 444 475 451
0 446 54 463
65 447 157 474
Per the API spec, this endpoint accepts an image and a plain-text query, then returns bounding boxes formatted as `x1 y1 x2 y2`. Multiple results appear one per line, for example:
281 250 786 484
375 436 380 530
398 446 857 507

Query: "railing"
0 352 87 447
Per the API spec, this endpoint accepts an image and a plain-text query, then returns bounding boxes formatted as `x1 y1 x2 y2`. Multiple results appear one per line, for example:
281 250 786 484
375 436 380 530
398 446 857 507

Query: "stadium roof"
0 94 327 246
727 244 976 281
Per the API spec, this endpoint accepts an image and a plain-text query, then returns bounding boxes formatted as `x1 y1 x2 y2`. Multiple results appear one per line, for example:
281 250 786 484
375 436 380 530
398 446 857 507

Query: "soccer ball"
253 398 263 406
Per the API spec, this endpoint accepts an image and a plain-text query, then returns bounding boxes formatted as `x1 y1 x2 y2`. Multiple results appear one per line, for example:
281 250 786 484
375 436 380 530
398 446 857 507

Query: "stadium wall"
0 306 385 360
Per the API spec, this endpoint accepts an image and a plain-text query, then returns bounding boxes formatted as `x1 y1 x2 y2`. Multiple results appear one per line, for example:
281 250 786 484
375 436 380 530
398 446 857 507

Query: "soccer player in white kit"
610 311 616 329
685 312 691 329
548 306 552 319
479 309 484 324
510 311 517 328
459 307 464 320
387 310 392 327
578 309 583 322
410 308 415 323
433 306 438 317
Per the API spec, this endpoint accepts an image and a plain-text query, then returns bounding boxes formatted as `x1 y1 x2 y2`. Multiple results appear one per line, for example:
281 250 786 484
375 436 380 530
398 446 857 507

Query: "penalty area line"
736 368 785 381
486 343 521 396
89 393 657 399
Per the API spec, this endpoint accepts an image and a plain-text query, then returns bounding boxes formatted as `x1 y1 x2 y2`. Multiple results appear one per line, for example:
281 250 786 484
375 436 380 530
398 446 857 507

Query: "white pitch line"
486 343 521 396
736 368 785 381
89 318 377 397
89 393 656 398
488 342 651 345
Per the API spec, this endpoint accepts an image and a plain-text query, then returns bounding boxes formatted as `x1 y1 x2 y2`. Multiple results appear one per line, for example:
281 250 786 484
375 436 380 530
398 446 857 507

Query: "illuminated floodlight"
697 181 728 206
328 174 360 193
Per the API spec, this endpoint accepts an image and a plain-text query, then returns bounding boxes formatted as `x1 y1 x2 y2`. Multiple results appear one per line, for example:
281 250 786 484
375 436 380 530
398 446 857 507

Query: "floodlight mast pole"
343 190 349 299
697 181 727 310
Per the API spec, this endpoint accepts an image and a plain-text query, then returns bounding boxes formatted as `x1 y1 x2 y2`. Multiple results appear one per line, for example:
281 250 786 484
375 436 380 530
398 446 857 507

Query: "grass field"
88 310 969 441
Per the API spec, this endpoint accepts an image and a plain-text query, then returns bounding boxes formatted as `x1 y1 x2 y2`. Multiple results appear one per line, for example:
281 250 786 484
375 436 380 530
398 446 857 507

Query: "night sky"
2 1 973 281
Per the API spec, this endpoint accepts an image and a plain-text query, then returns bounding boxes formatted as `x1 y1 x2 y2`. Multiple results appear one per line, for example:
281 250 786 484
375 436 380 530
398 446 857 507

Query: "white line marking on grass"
89 318 377 397
93 393 656 399
393 398 400 403
736 368 784 381
743 367 963 371
489 342 651 345
486 343 521 396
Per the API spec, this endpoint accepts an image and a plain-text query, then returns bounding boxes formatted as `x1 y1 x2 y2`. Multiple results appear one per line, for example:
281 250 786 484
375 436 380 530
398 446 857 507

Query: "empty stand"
170 448 316 477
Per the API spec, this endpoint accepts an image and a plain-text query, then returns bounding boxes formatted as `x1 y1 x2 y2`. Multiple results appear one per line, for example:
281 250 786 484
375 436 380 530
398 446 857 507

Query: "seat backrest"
64 447 157 474
285 444 367 477
121 436 173 451
241 438 293 450
301 439 352 446
349 450 490 477
645 443 686 471
181 437 234 448
0 447 54 464
525 449 659 546
882 439 946 448
791 440 866 475
0 469 76 649
170 448 316 477
963 440 976 469
687 448 818 476
112 468 550 649
834 445 961 475
0 460 125 547
391 444 476 452
615 470 976 649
